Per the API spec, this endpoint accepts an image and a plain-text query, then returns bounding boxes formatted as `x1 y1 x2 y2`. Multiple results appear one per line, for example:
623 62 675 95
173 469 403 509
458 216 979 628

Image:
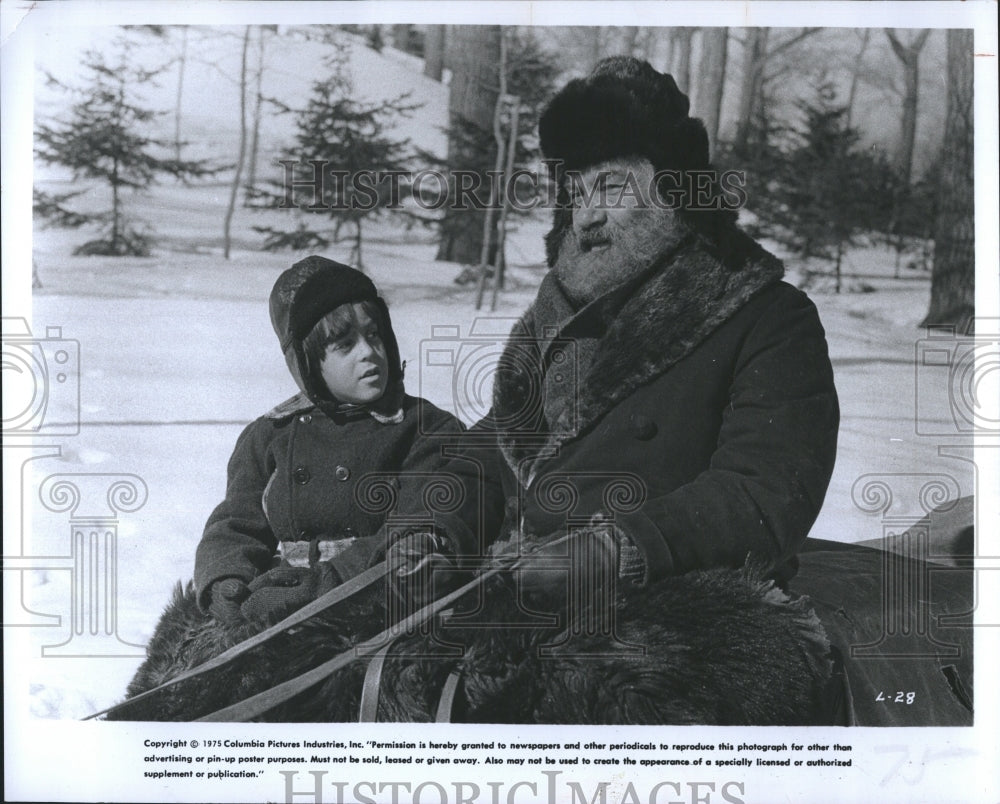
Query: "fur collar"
492 225 784 486
265 379 406 425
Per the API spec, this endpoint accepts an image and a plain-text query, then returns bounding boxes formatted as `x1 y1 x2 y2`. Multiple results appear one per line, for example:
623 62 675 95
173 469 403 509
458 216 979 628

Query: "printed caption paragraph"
142 737 855 780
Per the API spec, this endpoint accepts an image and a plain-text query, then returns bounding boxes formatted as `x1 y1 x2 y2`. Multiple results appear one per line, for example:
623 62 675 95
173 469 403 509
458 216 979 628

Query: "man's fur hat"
539 56 710 180
538 57 718 266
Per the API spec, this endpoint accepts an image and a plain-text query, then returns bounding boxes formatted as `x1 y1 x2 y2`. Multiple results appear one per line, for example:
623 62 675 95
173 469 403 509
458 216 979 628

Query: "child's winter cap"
269 256 402 399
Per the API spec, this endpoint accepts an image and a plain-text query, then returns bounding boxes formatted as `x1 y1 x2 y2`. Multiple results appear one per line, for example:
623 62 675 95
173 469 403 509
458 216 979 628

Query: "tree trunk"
435 25 501 265
845 29 871 130
734 28 768 155
245 25 268 200
885 29 931 186
669 29 695 93
393 25 412 53
174 26 188 164
588 27 603 72
622 27 640 58
696 27 728 157
648 29 670 72
111 159 121 249
223 27 250 260
921 29 974 331
424 25 445 81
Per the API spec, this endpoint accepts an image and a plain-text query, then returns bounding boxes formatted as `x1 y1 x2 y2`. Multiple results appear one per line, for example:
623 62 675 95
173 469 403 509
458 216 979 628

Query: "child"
194 255 466 625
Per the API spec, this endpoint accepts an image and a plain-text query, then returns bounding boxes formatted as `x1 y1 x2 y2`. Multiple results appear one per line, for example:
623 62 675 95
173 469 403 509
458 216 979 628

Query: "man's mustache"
577 227 615 252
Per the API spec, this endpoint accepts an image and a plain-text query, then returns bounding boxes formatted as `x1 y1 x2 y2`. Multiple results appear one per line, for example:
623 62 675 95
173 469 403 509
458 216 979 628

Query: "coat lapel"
492 225 784 486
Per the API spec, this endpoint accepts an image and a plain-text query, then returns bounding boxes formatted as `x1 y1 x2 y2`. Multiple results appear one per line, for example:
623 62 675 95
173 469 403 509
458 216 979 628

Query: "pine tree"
761 82 894 292
253 50 419 270
34 36 215 256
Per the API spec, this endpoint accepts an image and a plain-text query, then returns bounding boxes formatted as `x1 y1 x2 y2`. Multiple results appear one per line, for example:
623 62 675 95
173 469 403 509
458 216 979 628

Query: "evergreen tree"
35 37 215 256
253 50 419 270
756 82 894 292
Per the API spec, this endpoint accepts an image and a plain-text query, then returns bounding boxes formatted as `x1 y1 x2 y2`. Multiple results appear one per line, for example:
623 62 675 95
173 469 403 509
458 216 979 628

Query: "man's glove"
239 563 340 626
386 532 464 609
497 525 644 604
207 577 251 624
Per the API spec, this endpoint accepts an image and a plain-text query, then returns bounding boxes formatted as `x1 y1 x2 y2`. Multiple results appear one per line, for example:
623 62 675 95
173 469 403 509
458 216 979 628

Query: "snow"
13 26 974 722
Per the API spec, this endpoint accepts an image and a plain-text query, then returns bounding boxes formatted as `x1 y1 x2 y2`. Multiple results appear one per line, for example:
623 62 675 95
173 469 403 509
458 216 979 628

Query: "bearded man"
390 56 839 603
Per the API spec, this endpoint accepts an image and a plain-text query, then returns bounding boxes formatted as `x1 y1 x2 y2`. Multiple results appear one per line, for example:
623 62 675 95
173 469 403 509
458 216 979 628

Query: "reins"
195 562 513 721
84 560 390 721
87 535 575 723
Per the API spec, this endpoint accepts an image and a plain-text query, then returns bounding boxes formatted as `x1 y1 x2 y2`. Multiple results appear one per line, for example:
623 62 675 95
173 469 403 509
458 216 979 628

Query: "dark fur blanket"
109 567 832 724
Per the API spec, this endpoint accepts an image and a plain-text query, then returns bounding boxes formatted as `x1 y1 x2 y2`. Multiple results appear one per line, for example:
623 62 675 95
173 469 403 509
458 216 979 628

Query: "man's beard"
552 205 687 308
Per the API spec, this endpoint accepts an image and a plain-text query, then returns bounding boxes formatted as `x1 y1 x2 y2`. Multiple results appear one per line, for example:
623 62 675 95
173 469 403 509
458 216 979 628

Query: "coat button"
293 466 311 484
335 465 351 482
630 414 658 441
298 414 312 424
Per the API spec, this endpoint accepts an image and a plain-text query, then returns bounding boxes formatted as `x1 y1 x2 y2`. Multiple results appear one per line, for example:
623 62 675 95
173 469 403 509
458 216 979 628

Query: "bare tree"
922 29 973 331
393 24 412 53
245 25 276 199
174 26 189 163
435 25 502 264
669 28 695 93
424 25 445 81
621 27 641 58
844 29 871 129
885 28 932 186
734 28 769 154
733 27 820 155
587 27 604 72
223 27 250 260
696 27 728 156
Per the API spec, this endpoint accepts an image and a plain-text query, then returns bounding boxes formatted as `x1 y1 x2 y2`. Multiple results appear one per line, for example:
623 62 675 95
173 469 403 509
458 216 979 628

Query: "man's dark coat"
437 225 840 584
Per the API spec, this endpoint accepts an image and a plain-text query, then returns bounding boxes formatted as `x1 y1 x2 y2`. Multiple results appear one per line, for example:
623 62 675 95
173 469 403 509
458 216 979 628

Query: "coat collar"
265 379 406 425
492 225 784 485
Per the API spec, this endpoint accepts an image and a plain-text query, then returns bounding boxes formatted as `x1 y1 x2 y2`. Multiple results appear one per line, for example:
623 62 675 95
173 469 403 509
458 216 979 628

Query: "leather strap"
96 534 575 723
360 607 458 723
195 560 521 721
86 561 389 721
358 642 394 722
435 670 464 723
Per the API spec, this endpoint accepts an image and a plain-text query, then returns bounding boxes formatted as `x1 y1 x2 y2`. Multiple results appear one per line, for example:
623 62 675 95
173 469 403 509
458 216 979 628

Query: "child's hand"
208 578 252 624
240 564 340 626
